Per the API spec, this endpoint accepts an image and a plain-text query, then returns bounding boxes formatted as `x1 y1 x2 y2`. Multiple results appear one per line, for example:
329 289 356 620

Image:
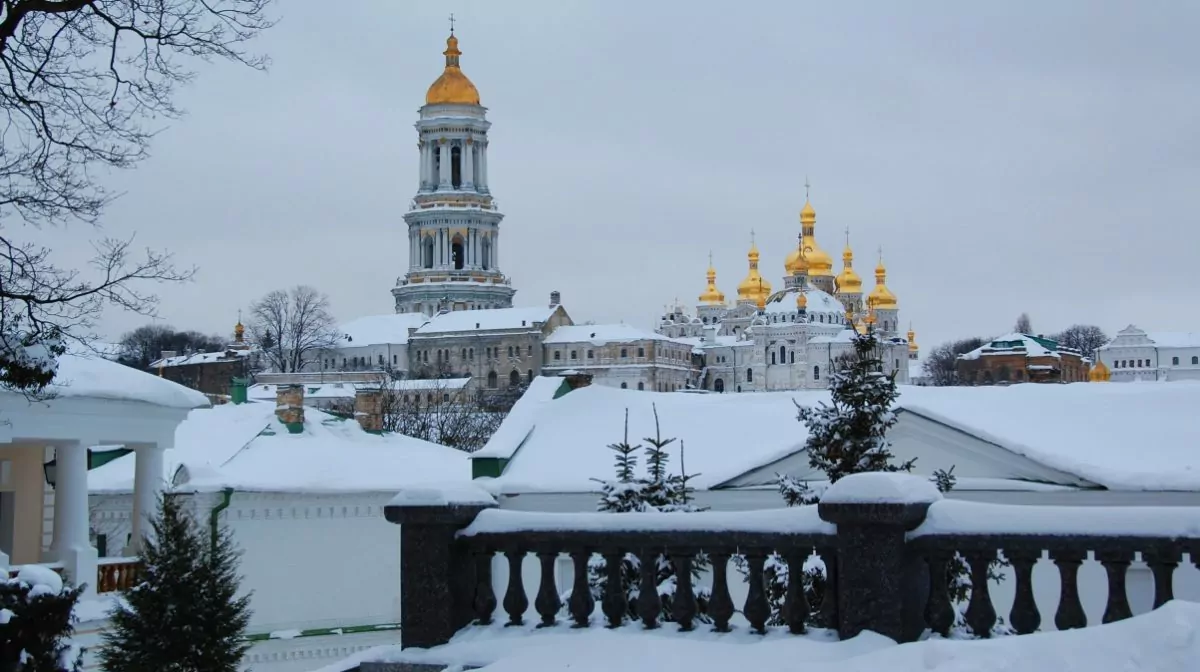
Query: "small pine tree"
100 494 252 672
0 566 83 672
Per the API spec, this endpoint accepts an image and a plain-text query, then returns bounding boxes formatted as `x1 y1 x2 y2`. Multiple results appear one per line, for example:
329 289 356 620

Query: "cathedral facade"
392 32 516 316
658 198 917 391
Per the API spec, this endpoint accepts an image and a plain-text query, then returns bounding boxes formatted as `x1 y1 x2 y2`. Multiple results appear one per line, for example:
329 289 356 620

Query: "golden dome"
867 253 898 310
698 255 726 305
835 234 863 294
737 238 772 305
784 236 809 275
234 320 245 342
425 34 481 106
798 200 834 277
1088 359 1111 382
907 325 918 353
796 291 808 310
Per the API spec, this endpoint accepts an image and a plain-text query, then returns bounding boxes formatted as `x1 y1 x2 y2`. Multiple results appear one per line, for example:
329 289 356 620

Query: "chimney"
354 387 384 433
161 350 177 360
275 384 305 434
560 370 593 391
549 290 561 308
703 324 718 344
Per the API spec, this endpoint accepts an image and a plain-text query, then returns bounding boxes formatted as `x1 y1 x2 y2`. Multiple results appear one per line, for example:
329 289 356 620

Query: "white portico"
392 30 516 316
0 354 207 596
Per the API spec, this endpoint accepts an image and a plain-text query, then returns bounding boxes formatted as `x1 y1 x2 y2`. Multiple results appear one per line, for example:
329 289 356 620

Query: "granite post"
817 473 939 644
385 487 497 649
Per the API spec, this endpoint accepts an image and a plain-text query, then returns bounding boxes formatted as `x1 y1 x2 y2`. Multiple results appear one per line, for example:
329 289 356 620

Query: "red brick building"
956 333 1086 385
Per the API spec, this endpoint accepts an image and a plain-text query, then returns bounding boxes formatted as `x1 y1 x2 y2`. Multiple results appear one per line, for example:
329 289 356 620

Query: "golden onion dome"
737 239 772 304
784 236 809 275
426 34 481 106
698 256 726 305
1088 359 1111 382
868 254 898 310
796 291 808 310
907 325 918 353
835 238 863 294
798 200 834 277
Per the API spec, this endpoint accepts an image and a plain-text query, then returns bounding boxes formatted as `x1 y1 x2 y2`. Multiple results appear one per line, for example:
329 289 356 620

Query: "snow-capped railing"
384 475 1200 650
4 558 139 594
908 499 1200 636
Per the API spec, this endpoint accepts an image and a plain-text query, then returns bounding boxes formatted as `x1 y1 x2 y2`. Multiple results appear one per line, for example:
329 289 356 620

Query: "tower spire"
448 12 455 34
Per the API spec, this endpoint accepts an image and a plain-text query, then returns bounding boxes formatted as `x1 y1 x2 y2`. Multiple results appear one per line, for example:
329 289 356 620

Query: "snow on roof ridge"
339 313 432 347
414 306 559 335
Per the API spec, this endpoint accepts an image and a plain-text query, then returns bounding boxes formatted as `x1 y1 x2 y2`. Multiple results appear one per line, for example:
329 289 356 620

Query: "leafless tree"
1053 324 1108 360
1014 313 1033 334
378 379 506 453
247 286 340 373
0 1 275 396
923 336 990 386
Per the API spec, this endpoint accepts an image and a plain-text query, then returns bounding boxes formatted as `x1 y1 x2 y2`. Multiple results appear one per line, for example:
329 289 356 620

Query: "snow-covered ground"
315 600 1200 672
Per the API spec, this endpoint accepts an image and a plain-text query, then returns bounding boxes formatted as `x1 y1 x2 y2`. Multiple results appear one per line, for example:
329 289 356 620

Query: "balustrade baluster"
1144 549 1181 609
568 549 594 628
743 550 770 634
502 547 528 626
815 546 838 630
472 548 497 625
1049 549 1087 630
1004 549 1041 635
924 551 956 637
636 548 662 629
708 550 734 632
601 550 627 628
964 550 997 638
534 551 561 627
1098 549 1134 623
669 551 697 631
783 550 810 634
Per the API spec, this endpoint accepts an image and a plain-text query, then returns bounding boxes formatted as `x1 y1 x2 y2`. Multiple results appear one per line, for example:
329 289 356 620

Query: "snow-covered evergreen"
100 494 251 672
0 564 82 672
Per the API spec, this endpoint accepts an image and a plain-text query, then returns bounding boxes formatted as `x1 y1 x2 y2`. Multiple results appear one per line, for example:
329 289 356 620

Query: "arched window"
508 346 514 358
813 365 820 381
1173 357 1180 365
451 145 462 189
422 236 435 269
481 237 491 270
771 352 776 365
714 378 725 393
789 351 795 364
780 345 786 362
509 369 520 388
637 382 645 391
1193 356 1199 365
620 348 628 358
746 368 753 382
620 382 628 389
487 370 498 388
451 234 465 270
469 348 474 360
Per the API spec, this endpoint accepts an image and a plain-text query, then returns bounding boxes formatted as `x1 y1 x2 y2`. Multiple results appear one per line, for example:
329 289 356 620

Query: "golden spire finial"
449 12 455 34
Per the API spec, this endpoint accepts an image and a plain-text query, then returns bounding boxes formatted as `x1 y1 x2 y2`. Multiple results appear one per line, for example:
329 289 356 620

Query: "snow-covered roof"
1147 332 1200 349
545 324 678 346
473 376 568 460
88 401 470 494
150 350 249 368
481 380 1200 493
41 354 210 410
809 330 858 345
247 378 474 402
413 306 560 335
763 288 845 315
339 313 431 347
958 333 1068 360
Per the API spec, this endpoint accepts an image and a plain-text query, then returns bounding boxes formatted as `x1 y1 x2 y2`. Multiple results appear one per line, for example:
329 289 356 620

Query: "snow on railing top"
820 472 943 505
458 506 835 537
911 499 1200 539
389 483 497 508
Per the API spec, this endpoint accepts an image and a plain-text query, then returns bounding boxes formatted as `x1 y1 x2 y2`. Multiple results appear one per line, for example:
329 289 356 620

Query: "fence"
385 474 1200 649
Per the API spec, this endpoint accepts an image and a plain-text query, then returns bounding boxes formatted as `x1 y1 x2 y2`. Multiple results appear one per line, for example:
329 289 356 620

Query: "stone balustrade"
5 558 141 594
385 476 1200 650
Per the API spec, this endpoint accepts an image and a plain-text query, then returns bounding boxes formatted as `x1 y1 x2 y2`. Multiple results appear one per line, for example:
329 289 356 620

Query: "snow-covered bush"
0 564 84 672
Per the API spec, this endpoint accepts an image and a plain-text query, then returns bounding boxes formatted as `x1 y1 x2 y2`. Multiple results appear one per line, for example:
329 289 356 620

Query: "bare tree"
117 324 226 370
1014 313 1033 334
247 286 339 373
0 1 275 396
923 336 990 386
377 379 505 453
1054 324 1109 360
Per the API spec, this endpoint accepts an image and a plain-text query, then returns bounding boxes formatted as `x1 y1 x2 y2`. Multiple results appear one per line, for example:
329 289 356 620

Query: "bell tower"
392 26 516 316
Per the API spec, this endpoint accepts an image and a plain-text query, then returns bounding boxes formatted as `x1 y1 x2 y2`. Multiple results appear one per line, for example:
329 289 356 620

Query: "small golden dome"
800 200 816 223
868 253 898 310
796 291 808 310
234 321 245 341
737 238 772 305
907 325 918 353
426 34 481 106
835 237 863 294
698 257 726 305
797 200 834 277
784 237 809 276
1088 359 1111 382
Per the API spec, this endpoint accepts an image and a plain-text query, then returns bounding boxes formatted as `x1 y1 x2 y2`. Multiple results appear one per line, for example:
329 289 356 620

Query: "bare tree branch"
246 285 339 373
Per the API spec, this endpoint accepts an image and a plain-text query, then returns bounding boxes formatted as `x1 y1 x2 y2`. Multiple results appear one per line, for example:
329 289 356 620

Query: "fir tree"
0 566 83 672
100 494 251 672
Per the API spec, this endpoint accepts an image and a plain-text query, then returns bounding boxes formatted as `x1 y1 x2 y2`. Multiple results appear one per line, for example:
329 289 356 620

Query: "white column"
130 443 166 555
418 143 427 189
462 140 475 190
438 142 451 190
51 441 97 597
478 144 489 192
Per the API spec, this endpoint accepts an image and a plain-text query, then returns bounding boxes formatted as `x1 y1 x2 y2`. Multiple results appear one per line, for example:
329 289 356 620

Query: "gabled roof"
41 354 210 409
339 313 431 347
958 332 1076 361
413 306 563 336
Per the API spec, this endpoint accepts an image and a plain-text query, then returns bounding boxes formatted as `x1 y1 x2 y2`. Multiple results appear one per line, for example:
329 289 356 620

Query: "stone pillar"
478 143 488 192
354 388 384 433
438 141 451 190
130 443 166 554
818 473 938 643
462 139 475 189
51 441 97 597
385 488 496 649
418 142 428 189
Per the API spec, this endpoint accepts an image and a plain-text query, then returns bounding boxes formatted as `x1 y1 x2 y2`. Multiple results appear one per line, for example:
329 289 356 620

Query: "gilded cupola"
907 324 918 354
234 320 245 344
868 251 898 310
425 33 481 106
835 230 863 295
796 291 808 311
799 200 834 278
737 235 772 306
784 233 809 276
698 253 726 305
1088 359 1111 382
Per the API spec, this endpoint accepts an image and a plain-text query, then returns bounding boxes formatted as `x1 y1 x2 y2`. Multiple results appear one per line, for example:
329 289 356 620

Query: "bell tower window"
422 236 435 269
452 234 465 270
481 237 491 270
451 146 462 189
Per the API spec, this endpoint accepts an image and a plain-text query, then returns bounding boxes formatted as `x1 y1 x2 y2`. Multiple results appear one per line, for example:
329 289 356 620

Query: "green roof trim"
244 621 401 642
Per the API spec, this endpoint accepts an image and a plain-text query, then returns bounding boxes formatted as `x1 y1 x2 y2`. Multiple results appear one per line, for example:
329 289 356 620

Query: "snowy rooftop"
88 401 470 494
150 349 249 368
413 306 561 335
544 324 688 346
958 332 1068 360
480 380 1200 493
1146 332 1200 348
35 354 210 410
763 288 845 315
338 313 431 347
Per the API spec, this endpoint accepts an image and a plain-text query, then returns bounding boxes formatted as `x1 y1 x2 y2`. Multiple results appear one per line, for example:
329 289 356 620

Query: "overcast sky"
32 1 1200 349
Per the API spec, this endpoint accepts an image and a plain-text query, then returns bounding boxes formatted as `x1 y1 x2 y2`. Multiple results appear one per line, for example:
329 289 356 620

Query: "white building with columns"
391 31 515 316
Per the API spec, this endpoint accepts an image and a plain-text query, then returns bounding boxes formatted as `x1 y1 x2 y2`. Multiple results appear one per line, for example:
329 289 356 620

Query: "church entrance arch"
714 378 725 393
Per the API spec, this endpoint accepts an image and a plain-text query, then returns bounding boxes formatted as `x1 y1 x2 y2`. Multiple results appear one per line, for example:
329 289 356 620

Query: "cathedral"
392 31 516 316
657 197 917 391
